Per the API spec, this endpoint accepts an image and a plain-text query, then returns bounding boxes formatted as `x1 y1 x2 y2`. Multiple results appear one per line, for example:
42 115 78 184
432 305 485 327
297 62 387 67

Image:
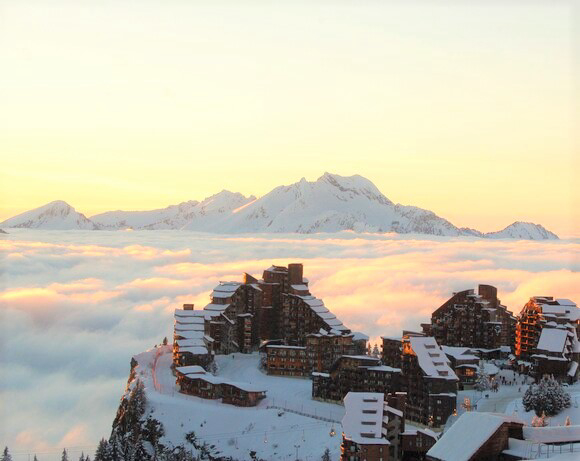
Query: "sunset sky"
0 0 577 236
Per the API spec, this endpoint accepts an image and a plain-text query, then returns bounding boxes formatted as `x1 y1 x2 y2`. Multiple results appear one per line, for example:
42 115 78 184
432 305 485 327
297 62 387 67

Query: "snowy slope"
131 347 342 460
91 200 200 230
484 222 559 240
0 200 98 230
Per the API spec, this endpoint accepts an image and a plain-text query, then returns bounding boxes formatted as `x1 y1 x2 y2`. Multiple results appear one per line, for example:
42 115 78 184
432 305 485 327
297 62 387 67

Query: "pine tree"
33 456 39 461
321 447 331 461
79 454 85 461
1 447 13 461
523 375 572 416
372 344 380 357
94 438 112 461
162 337 168 346
61 449 69 461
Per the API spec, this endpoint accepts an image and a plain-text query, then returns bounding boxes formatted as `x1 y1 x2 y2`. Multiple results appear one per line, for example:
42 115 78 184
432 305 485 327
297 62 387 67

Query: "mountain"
91 191 256 230
484 222 559 240
220 173 464 235
0 200 98 230
0 174 560 239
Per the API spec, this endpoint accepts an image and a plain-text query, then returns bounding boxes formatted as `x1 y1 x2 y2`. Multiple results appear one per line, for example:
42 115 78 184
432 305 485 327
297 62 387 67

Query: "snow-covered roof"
291 284 309 291
221 381 267 393
176 365 206 375
204 303 230 312
427 412 524 461
555 298 577 307
441 346 478 361
342 392 390 446
176 338 206 348
409 337 458 381
536 328 568 353
366 365 401 373
178 346 209 355
352 332 369 341
266 345 306 350
213 282 241 293
523 425 580 444
175 330 204 339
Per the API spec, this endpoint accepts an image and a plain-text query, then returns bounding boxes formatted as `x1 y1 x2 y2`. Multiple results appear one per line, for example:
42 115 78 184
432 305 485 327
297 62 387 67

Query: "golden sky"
0 0 577 236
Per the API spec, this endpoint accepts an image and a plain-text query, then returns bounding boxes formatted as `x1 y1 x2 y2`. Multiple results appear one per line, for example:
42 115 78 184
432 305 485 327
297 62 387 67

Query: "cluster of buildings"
170 263 579 454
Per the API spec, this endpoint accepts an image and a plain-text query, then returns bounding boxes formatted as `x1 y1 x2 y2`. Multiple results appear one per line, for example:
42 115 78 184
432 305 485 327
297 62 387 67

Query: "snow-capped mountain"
91 200 200 230
221 173 463 235
484 222 559 240
90 191 256 230
0 173 560 239
0 200 98 230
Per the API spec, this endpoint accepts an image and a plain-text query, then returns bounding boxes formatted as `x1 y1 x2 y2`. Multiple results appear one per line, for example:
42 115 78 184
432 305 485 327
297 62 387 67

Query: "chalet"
401 335 458 427
426 412 524 461
441 346 480 388
531 326 579 382
312 355 401 403
176 366 266 407
341 392 405 461
426 285 515 350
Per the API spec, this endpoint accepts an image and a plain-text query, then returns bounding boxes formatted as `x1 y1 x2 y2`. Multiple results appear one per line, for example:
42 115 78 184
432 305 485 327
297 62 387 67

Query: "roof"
427 412 524 461
523 425 580 444
536 328 569 353
409 337 458 381
352 332 369 341
342 392 390 446
441 346 479 361
176 365 206 375
366 365 401 373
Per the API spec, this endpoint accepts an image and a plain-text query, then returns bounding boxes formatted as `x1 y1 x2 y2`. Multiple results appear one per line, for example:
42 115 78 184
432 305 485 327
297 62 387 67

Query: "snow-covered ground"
135 346 343 460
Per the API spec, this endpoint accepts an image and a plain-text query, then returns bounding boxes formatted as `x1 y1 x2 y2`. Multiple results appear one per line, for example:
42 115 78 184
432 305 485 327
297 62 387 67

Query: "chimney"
183 303 194 310
288 263 303 285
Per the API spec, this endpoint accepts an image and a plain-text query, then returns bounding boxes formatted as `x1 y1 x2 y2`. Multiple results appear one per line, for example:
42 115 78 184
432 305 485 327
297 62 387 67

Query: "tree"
475 371 491 392
162 337 168 346
372 344 380 357
61 449 69 461
1 447 12 461
79 454 85 461
33 456 39 461
321 448 331 461
94 438 112 461
523 375 571 416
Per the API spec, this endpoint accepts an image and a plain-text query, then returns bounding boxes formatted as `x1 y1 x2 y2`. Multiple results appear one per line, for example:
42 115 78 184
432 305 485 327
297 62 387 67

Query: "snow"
409 337 458 381
536 328 569 353
0 200 98 230
4 174 559 238
522 425 580 444
134 347 345 460
341 392 390 445
427 412 524 461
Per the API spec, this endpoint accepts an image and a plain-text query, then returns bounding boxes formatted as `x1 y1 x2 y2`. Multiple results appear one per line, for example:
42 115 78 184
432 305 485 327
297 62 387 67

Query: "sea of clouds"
1 229 579 459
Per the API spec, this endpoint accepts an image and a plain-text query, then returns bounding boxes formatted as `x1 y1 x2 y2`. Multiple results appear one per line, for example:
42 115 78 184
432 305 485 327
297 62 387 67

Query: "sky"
0 0 578 236
0 229 579 458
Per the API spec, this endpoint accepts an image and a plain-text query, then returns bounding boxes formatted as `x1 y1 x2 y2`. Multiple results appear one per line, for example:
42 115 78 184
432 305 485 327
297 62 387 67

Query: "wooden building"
427 285 515 350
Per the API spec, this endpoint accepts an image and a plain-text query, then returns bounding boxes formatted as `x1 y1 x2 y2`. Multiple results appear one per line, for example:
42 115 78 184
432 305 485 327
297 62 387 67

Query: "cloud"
0 229 578 458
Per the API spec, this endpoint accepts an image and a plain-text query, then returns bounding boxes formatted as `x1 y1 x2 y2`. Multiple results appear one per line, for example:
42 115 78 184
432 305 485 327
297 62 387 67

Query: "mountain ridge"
0 173 559 240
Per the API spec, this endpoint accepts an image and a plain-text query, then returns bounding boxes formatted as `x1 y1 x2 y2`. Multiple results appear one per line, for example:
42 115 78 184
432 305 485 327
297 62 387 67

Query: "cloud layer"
1 229 579 458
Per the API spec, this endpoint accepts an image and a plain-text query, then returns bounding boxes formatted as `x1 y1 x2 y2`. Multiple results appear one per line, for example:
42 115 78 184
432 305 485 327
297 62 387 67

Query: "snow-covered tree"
523 375 571 416
162 337 168 346
1 447 12 461
78 453 85 461
475 371 491 391
321 448 331 461
33 456 39 461
94 438 112 461
372 344 380 357
61 449 69 461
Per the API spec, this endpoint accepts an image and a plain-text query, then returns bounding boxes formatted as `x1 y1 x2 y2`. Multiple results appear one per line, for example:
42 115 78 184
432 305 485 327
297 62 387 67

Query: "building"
381 337 402 369
426 412 524 461
176 366 266 407
173 306 213 368
441 346 480 389
515 296 579 360
401 428 438 459
341 392 405 461
312 355 401 403
401 335 458 427
531 326 579 382
264 345 308 377
427 285 515 350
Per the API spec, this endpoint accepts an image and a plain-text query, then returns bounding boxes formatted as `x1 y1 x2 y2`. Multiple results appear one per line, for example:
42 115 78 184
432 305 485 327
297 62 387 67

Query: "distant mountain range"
0 173 559 239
